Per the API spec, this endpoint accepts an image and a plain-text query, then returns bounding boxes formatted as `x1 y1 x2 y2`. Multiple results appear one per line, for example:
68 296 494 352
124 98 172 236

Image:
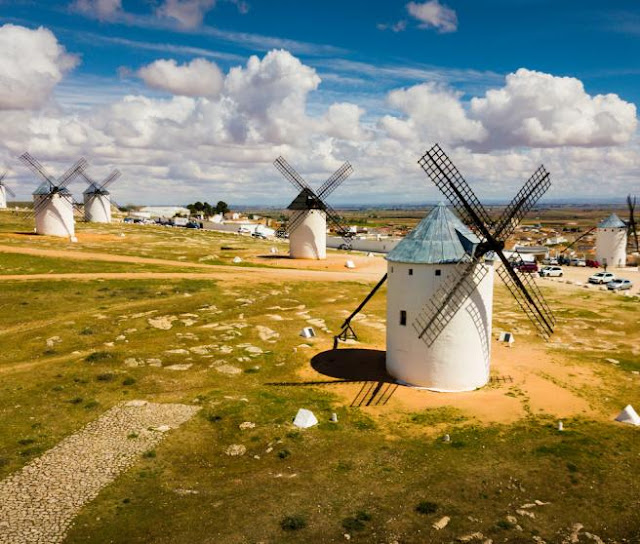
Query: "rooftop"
386 203 479 264
598 213 626 229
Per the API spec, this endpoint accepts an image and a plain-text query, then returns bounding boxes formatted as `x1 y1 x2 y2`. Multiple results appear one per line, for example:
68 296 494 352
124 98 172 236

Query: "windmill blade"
317 162 354 200
281 209 308 236
492 166 550 241
418 144 493 237
322 201 351 240
5 185 16 198
562 227 596 254
628 194 639 253
495 252 555 339
273 156 312 193
100 169 121 191
0 171 6 183
413 257 489 346
19 152 54 185
79 170 97 188
57 157 88 188
72 198 84 218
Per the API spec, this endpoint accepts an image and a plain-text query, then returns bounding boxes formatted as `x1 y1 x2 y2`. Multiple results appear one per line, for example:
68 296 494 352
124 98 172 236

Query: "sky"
0 0 639 206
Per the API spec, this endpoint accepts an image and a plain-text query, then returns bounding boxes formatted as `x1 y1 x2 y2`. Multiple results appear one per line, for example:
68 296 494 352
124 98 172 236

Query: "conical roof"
387 203 480 264
33 182 72 196
598 213 626 228
287 188 322 210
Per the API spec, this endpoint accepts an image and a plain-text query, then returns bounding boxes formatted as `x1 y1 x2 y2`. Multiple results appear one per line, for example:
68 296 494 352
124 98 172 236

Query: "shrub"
84 400 99 409
415 501 438 515
143 450 156 459
342 517 365 532
277 449 291 459
122 377 136 386
96 373 114 382
68 397 84 405
280 515 306 531
85 351 112 363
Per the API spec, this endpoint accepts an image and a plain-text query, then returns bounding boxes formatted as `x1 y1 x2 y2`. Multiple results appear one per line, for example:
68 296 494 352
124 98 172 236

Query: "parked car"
540 266 563 277
251 231 267 239
513 261 538 273
542 258 559 265
585 259 601 268
185 222 200 229
588 272 616 284
338 243 352 251
607 278 633 291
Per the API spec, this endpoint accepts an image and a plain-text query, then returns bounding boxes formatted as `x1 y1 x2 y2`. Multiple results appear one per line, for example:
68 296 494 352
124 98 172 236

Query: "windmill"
273 156 353 259
335 144 555 392
0 170 15 209
595 212 627 268
19 152 88 238
626 194 639 254
80 168 121 223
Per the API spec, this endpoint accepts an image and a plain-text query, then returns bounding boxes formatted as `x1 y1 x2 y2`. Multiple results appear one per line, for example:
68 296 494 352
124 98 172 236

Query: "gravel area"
0 401 199 544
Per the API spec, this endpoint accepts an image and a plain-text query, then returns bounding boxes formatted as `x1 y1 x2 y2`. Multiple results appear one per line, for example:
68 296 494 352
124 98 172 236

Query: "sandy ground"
0 244 387 283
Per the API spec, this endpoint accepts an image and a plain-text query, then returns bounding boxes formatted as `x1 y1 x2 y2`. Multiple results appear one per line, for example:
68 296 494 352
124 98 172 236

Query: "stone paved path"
0 401 199 544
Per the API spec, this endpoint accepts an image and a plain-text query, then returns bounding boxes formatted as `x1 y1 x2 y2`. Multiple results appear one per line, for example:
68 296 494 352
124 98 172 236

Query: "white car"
540 266 563 277
607 278 633 291
588 272 616 284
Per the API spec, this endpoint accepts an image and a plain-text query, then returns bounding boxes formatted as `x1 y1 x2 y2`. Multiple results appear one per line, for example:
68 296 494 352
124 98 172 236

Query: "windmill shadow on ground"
268 349 399 407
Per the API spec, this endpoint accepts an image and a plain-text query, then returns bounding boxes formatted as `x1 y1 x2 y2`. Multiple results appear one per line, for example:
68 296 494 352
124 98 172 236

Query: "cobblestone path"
0 401 199 544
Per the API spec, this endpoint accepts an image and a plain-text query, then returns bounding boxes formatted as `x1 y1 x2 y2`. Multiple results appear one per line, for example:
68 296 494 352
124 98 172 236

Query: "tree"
216 201 229 214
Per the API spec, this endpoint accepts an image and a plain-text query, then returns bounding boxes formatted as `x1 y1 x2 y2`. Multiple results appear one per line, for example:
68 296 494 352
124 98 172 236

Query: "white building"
595 213 627 268
288 189 326 260
0 185 6 209
385 203 494 392
84 190 111 223
33 184 75 237
138 206 190 218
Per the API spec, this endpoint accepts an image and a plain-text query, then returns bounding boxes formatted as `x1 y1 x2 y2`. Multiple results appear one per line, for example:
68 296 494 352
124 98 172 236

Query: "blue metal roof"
598 213 626 228
386 203 480 264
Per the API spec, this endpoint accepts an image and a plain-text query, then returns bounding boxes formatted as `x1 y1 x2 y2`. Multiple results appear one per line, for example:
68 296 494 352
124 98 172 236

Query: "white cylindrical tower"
33 192 75 237
84 192 111 223
0 185 6 209
595 213 627 268
385 203 493 392
289 209 327 260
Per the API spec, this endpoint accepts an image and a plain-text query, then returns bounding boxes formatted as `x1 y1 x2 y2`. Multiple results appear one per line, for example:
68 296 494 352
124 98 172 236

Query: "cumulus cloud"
137 58 224 98
0 24 78 110
470 68 637 149
70 0 122 21
379 83 487 145
406 0 458 33
156 0 217 29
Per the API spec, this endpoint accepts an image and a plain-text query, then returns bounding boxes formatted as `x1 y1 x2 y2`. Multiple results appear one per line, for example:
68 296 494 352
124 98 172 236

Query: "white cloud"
379 83 487 145
406 0 458 33
137 58 224 98
156 0 217 29
0 24 78 111
71 0 122 21
470 68 638 149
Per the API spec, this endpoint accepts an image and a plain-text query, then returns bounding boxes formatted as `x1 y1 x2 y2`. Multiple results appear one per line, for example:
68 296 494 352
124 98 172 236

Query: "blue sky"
0 0 639 205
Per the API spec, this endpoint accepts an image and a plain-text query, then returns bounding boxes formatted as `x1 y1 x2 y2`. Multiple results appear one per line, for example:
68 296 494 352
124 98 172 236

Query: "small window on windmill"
400 310 407 326
435 269 441 276
408 268 413 276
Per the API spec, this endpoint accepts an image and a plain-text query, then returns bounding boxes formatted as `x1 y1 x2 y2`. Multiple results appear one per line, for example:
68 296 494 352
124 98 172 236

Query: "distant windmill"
80 169 121 223
626 194 639 254
273 156 353 259
0 170 15 209
336 144 555 392
19 152 87 237
595 212 628 268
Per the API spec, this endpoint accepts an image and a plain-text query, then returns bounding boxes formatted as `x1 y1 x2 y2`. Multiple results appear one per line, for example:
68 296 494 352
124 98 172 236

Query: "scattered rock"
153 425 171 433
239 422 256 430
225 444 246 456
125 400 148 407
432 516 450 530
457 533 484 542
215 364 242 375
165 364 192 371
256 325 279 342
148 316 177 330
46 336 61 348
293 408 318 429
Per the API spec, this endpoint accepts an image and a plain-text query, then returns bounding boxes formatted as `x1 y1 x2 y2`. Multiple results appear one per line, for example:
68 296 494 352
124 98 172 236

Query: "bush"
68 397 84 405
342 517 365 532
85 351 112 363
142 450 156 459
96 373 114 382
280 515 306 531
415 501 438 515
277 449 291 459
122 377 136 386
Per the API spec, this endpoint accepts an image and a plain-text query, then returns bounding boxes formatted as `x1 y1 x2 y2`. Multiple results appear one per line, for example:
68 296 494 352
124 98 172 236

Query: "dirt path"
0 245 385 283
0 401 199 544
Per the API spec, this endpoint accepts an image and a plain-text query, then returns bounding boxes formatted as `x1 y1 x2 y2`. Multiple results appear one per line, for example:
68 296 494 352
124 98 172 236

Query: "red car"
512 261 539 273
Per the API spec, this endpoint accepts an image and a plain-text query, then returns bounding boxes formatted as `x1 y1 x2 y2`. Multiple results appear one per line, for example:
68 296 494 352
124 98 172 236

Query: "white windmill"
19 152 88 238
335 145 555 392
80 169 121 223
0 170 15 209
595 213 628 268
273 156 353 260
